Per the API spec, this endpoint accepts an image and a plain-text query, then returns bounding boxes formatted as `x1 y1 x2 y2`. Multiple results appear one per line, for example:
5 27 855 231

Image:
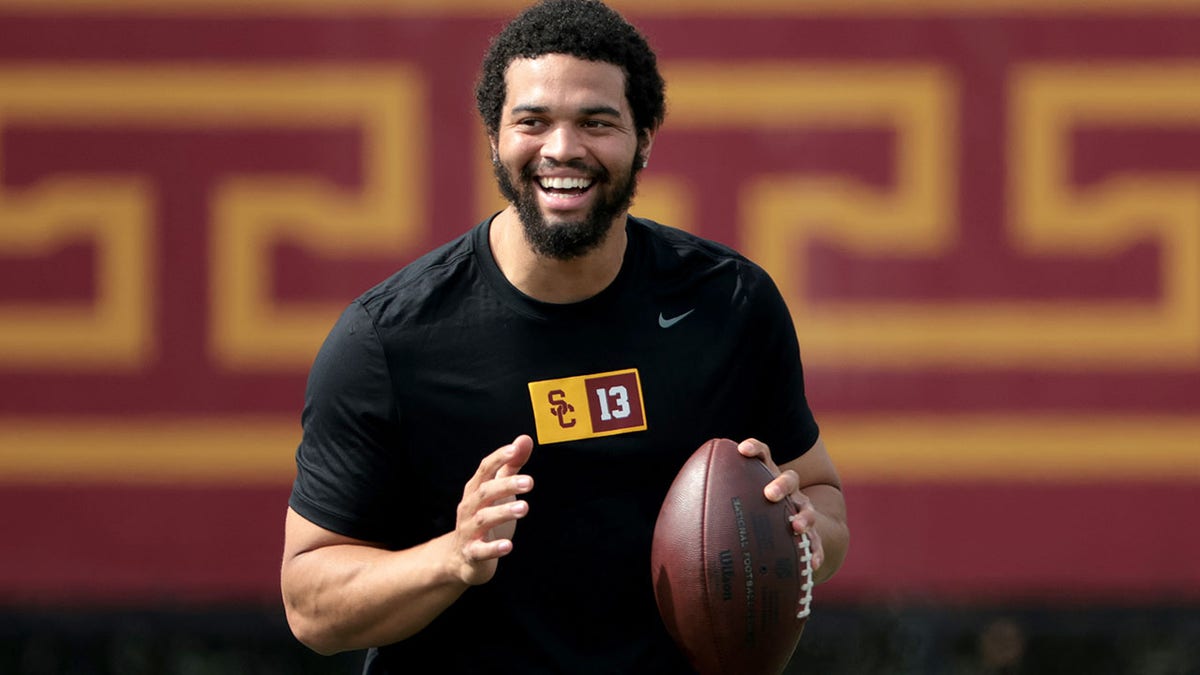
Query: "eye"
582 120 611 129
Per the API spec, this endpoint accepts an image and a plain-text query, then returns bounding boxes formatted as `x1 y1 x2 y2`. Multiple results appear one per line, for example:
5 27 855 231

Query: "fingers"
764 470 799 502
739 437 784 480
788 494 825 571
453 493 530 585
801 525 825 571
470 472 534 509
736 437 770 462
453 436 536 585
462 538 514 562
742 438 796 504
496 434 534 479
740 436 828 572
471 435 534 489
458 440 535 536
462 497 530 552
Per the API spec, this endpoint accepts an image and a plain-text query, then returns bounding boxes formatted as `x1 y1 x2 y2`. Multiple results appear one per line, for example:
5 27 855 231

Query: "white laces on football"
797 532 814 619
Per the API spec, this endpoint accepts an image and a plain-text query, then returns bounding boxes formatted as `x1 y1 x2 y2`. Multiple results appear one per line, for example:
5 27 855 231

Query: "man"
281 1 849 673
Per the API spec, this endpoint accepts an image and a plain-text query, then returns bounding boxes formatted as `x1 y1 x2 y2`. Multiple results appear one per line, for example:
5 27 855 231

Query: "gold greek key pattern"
0 66 425 371
1 75 154 369
664 62 1200 370
205 68 426 370
0 181 152 369
1012 63 1200 368
667 63 959 367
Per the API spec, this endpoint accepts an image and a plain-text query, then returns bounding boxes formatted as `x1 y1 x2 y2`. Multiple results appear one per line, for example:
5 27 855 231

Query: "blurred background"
2 0 1198 673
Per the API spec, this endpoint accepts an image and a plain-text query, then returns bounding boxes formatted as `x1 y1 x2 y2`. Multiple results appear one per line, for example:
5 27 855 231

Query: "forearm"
281 532 467 655
800 483 849 585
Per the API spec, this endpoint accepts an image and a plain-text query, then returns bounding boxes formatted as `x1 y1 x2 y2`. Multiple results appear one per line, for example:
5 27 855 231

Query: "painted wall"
1 0 1198 606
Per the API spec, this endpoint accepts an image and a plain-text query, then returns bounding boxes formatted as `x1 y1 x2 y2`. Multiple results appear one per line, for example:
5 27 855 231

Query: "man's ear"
638 128 656 166
489 135 500 164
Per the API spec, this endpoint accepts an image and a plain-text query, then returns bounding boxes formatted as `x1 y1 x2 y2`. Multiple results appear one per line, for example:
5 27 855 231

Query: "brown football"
651 438 813 675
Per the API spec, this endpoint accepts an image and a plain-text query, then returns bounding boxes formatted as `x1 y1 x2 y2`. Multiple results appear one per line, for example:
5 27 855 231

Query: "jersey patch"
528 368 648 444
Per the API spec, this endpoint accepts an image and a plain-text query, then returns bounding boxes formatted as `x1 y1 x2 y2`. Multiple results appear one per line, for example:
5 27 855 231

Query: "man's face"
492 54 651 260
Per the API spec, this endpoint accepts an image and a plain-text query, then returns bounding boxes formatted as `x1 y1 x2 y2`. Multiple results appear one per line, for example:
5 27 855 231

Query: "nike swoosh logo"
658 309 695 328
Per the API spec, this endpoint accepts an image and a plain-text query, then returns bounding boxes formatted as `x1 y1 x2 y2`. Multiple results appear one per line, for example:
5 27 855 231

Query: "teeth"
539 176 592 190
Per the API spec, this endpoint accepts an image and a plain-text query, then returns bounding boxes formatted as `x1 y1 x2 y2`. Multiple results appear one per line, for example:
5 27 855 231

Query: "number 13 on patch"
527 368 647 444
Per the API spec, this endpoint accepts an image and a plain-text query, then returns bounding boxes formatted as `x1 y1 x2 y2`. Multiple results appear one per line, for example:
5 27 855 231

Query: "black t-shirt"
290 215 820 674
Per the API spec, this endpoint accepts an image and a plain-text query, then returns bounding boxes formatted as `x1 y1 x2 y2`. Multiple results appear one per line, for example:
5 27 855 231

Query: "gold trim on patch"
527 368 647 444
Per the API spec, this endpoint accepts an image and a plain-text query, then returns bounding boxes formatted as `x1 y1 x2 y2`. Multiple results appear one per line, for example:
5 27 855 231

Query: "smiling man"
493 53 647 262
487 52 648 303
280 1 848 673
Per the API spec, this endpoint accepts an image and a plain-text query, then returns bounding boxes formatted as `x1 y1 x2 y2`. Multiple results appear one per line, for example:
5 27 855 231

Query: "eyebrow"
509 104 623 118
580 105 622 117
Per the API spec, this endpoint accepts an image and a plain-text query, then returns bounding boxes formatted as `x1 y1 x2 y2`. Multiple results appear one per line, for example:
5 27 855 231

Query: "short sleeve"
288 301 404 544
746 268 820 465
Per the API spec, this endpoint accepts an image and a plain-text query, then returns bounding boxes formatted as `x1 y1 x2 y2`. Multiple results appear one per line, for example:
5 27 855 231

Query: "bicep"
779 436 842 492
283 506 382 563
291 301 404 543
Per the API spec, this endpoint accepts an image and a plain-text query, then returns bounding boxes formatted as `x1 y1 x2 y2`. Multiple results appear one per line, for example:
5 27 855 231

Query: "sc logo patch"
527 368 647 444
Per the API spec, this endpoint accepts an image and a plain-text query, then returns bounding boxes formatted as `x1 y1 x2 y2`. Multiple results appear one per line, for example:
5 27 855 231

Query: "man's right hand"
450 434 535 586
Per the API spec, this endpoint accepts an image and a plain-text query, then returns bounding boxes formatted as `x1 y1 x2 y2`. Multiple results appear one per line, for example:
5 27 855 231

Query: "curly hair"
475 0 666 138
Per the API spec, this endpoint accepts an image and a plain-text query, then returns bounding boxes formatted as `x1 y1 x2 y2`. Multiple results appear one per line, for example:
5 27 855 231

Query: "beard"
493 152 644 261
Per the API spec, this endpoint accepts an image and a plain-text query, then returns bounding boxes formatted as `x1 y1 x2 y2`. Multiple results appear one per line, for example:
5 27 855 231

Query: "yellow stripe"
0 418 299 485
0 0 1196 16
822 414 1200 483
1 414 1197 485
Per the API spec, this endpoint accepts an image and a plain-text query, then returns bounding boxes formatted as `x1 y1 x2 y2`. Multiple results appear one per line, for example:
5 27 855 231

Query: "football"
651 438 814 675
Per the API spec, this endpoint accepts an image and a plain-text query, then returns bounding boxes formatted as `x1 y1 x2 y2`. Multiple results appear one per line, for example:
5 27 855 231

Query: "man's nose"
541 125 585 162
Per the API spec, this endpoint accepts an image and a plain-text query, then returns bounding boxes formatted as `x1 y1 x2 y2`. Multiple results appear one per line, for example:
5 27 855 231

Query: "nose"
541 124 585 163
